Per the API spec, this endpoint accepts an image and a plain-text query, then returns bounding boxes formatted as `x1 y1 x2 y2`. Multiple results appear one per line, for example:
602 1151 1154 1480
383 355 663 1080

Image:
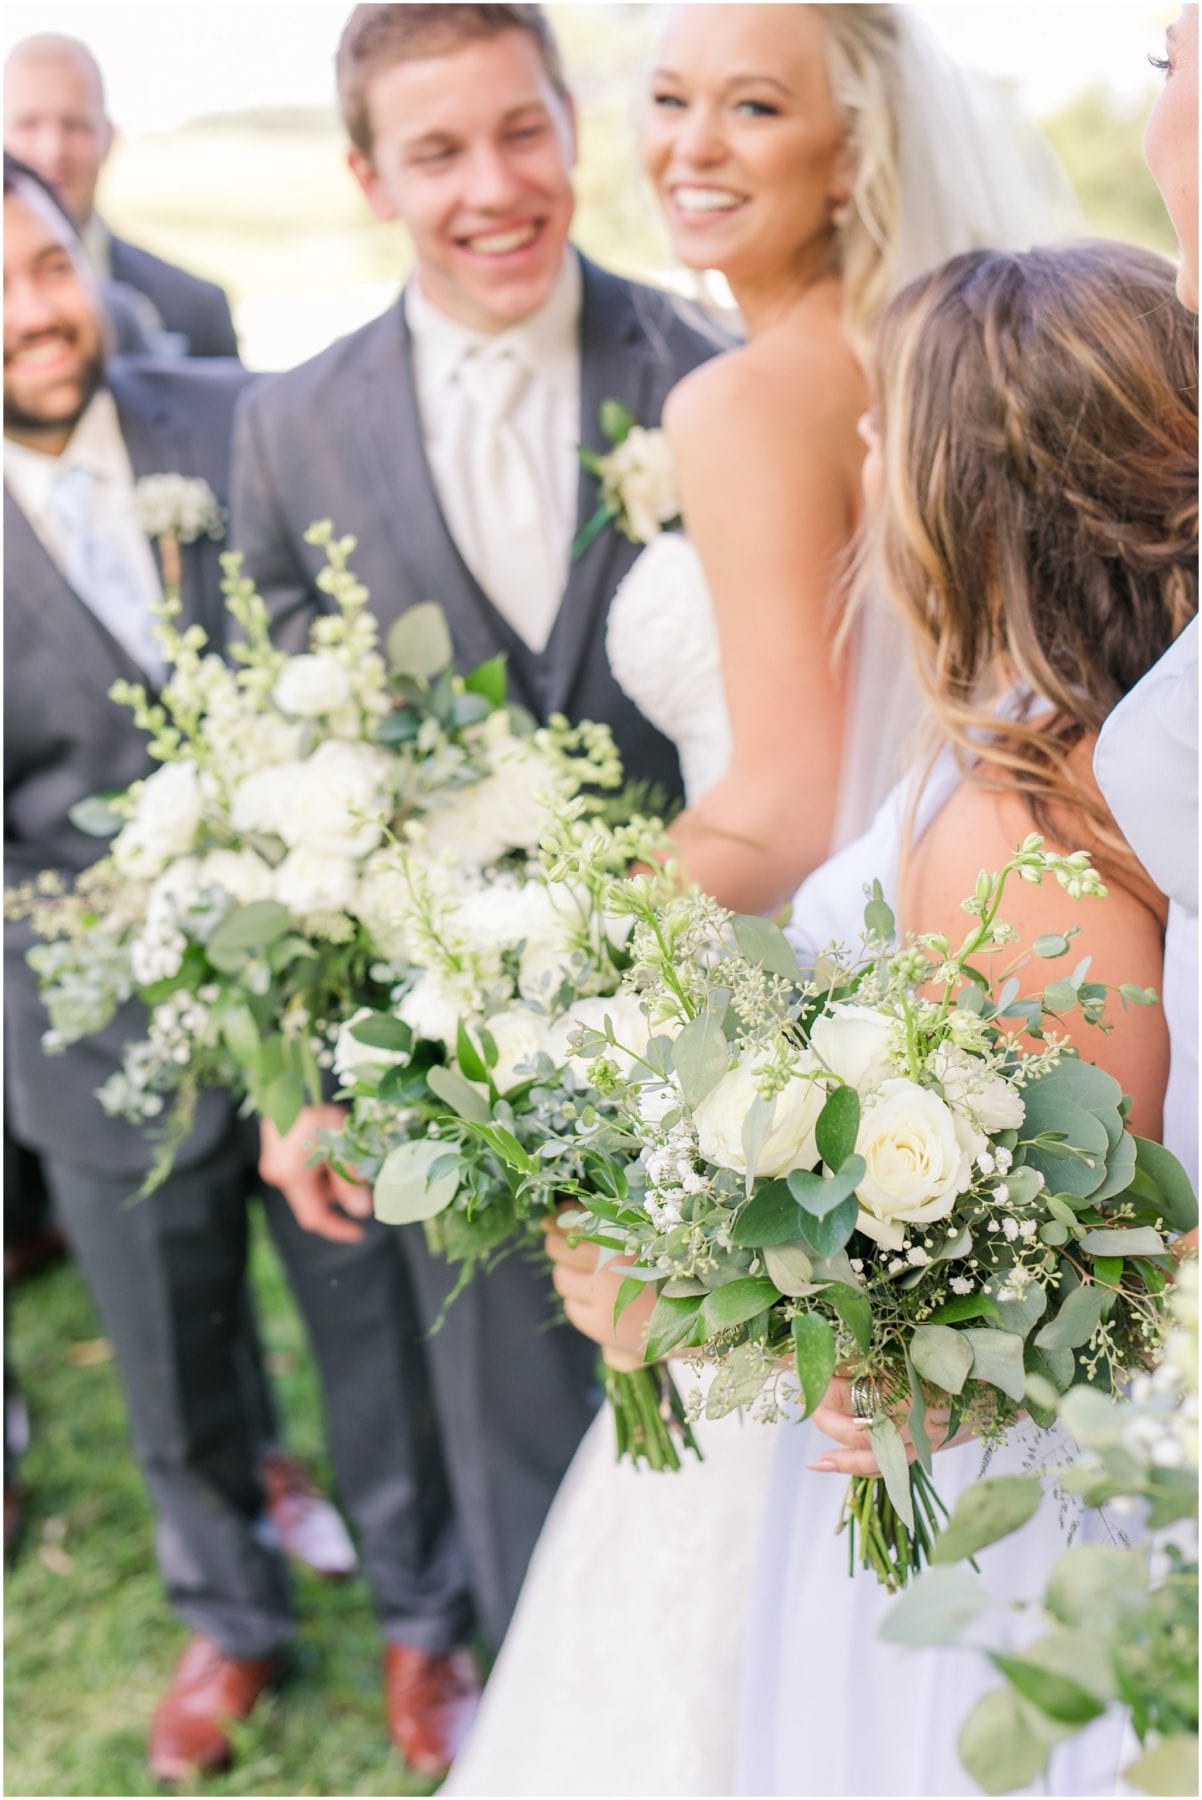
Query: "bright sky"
1 2 1175 136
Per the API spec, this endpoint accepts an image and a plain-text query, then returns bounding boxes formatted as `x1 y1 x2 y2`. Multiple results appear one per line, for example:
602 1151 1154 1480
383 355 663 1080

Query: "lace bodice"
606 533 732 805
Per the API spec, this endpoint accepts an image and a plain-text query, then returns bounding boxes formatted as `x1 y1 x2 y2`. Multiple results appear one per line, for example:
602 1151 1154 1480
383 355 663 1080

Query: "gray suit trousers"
44 1136 472 1658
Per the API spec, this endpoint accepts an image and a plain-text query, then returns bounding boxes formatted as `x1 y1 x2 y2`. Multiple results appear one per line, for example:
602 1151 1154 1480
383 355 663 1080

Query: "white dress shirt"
405 252 582 649
5 389 166 680
1095 617 1199 1188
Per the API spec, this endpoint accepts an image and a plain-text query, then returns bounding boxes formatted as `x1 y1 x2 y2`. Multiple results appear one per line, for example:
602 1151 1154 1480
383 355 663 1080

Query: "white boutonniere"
134 473 224 593
572 400 680 561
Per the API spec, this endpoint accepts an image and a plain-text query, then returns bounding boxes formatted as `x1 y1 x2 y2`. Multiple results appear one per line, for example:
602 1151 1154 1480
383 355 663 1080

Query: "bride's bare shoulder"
663 312 864 452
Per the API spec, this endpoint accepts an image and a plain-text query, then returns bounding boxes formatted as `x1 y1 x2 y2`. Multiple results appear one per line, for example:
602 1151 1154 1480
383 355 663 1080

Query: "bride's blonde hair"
870 241 1198 882
813 5 903 348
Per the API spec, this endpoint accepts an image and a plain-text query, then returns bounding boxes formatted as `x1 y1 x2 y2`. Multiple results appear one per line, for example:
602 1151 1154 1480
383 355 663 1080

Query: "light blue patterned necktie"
47 462 165 685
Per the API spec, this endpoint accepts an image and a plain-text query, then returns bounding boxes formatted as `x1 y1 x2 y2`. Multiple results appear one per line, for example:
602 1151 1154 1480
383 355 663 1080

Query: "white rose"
112 762 203 878
473 1007 551 1093
272 653 354 719
929 1045 1026 1134
420 740 558 871
695 1051 826 1180
333 1006 410 1083
810 1003 898 1094
199 848 277 906
274 845 357 916
355 861 414 963
605 427 678 543
230 761 302 840
278 740 391 859
453 881 561 951
544 991 653 1077
397 974 461 1047
855 1077 974 1251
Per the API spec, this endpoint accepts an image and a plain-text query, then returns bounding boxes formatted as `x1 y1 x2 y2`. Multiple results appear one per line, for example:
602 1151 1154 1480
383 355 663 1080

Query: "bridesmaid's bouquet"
450 824 1194 1585
883 1257 1197 1795
324 803 702 1470
4 524 614 1191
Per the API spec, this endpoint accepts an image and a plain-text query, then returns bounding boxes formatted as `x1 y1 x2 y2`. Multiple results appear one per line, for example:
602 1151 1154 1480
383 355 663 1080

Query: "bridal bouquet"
4 523 615 1191
883 1257 1197 1796
455 823 1194 1583
324 802 698 1469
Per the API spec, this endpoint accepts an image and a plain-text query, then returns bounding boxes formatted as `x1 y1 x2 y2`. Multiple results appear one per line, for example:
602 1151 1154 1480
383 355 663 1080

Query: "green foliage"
1042 83 1178 255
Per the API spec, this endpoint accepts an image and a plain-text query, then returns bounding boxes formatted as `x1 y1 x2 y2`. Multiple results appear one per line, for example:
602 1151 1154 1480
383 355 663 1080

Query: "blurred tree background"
88 2 1174 367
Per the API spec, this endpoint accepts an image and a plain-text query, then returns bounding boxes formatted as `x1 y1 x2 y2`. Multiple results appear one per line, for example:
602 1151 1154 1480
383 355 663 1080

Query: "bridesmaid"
737 240 1197 1797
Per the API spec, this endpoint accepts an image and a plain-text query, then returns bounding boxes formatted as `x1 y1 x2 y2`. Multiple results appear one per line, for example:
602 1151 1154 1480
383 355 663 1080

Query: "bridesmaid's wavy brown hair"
870 241 1198 877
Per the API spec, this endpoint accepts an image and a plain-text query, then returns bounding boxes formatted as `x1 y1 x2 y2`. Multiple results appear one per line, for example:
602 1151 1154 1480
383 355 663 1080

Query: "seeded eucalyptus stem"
603 1361 703 1472
838 1465 950 1589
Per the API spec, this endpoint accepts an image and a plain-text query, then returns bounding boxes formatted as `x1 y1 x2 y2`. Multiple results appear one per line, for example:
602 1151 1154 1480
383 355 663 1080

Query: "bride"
446 8 1074 1795
738 240 1197 1795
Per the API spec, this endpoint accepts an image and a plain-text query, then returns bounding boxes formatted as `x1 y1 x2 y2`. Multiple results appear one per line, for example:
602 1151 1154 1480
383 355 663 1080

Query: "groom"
232 0 723 1719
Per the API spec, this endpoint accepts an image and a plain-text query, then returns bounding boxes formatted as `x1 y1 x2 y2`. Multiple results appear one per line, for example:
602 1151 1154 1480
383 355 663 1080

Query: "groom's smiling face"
350 29 577 336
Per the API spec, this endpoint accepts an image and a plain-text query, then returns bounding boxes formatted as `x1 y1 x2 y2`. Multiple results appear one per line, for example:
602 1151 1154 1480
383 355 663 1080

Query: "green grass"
5 1208 436 1798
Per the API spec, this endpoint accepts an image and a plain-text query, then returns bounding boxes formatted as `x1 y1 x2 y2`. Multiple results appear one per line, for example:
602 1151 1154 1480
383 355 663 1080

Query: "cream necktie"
47 463 166 684
456 344 559 652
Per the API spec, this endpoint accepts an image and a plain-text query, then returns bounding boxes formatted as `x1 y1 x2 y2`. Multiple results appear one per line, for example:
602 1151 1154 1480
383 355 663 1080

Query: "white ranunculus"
274 845 357 916
603 427 679 542
277 740 391 859
420 740 558 871
112 762 204 878
929 1045 1026 1134
695 1052 826 1180
272 653 353 719
333 1006 410 1083
855 1077 975 1251
230 761 302 840
810 1003 898 1095
473 1007 552 1092
544 991 653 1076
397 974 461 1047
199 848 277 906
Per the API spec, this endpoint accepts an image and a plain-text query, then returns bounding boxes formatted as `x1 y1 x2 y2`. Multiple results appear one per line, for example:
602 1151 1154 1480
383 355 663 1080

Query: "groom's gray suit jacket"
231 255 726 802
4 356 253 1176
227 254 727 1646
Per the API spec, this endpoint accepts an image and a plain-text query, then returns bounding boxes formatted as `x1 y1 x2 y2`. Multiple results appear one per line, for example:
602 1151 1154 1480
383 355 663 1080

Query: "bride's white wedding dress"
445 535 781 1798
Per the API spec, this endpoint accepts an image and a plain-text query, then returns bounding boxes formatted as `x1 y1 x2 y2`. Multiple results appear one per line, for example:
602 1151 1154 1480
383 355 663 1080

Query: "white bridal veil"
832 6 1085 845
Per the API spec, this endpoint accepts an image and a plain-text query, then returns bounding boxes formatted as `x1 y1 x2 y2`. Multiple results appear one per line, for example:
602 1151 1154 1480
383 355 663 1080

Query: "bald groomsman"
5 33 240 359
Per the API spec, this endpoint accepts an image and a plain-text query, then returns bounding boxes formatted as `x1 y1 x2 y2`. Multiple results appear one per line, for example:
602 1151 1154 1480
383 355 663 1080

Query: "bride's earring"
830 197 852 230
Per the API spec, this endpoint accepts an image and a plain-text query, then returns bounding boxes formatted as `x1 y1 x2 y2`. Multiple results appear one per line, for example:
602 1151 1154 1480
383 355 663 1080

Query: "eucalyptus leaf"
868 1417 914 1530
1084 1129 1138 1206
645 1293 702 1361
929 1293 1001 1326
1034 1283 1107 1352
1079 1226 1166 1258
1045 1543 1148 1631
910 1323 973 1396
762 1241 814 1296
207 900 291 969
796 1191 859 1259
1056 1386 1127 1453
989 1633 1113 1722
816 1085 860 1172
824 1281 872 1353
386 602 454 678
731 1180 805 1248
374 1139 460 1225
962 1328 1027 1402
731 913 800 978
425 1064 491 1124
786 1156 864 1220
879 1563 993 1646
958 1687 1062 1796
931 1475 1044 1564
903 1339 933 1476
672 1009 730 1109
462 654 507 707
262 1069 303 1137
349 1013 411 1051
791 1311 836 1417
1132 1135 1198 1232
700 1276 781 1336
68 791 126 837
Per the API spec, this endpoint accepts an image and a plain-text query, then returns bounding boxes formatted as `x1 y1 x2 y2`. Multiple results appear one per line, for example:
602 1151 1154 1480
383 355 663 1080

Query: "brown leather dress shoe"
383 1644 482 1778
260 1449 358 1580
148 1633 280 1781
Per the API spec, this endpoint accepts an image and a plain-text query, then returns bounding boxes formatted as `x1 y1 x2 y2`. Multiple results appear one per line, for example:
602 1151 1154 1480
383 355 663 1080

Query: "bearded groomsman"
4 34 240 359
2 156 387 1784
232 0 725 1694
